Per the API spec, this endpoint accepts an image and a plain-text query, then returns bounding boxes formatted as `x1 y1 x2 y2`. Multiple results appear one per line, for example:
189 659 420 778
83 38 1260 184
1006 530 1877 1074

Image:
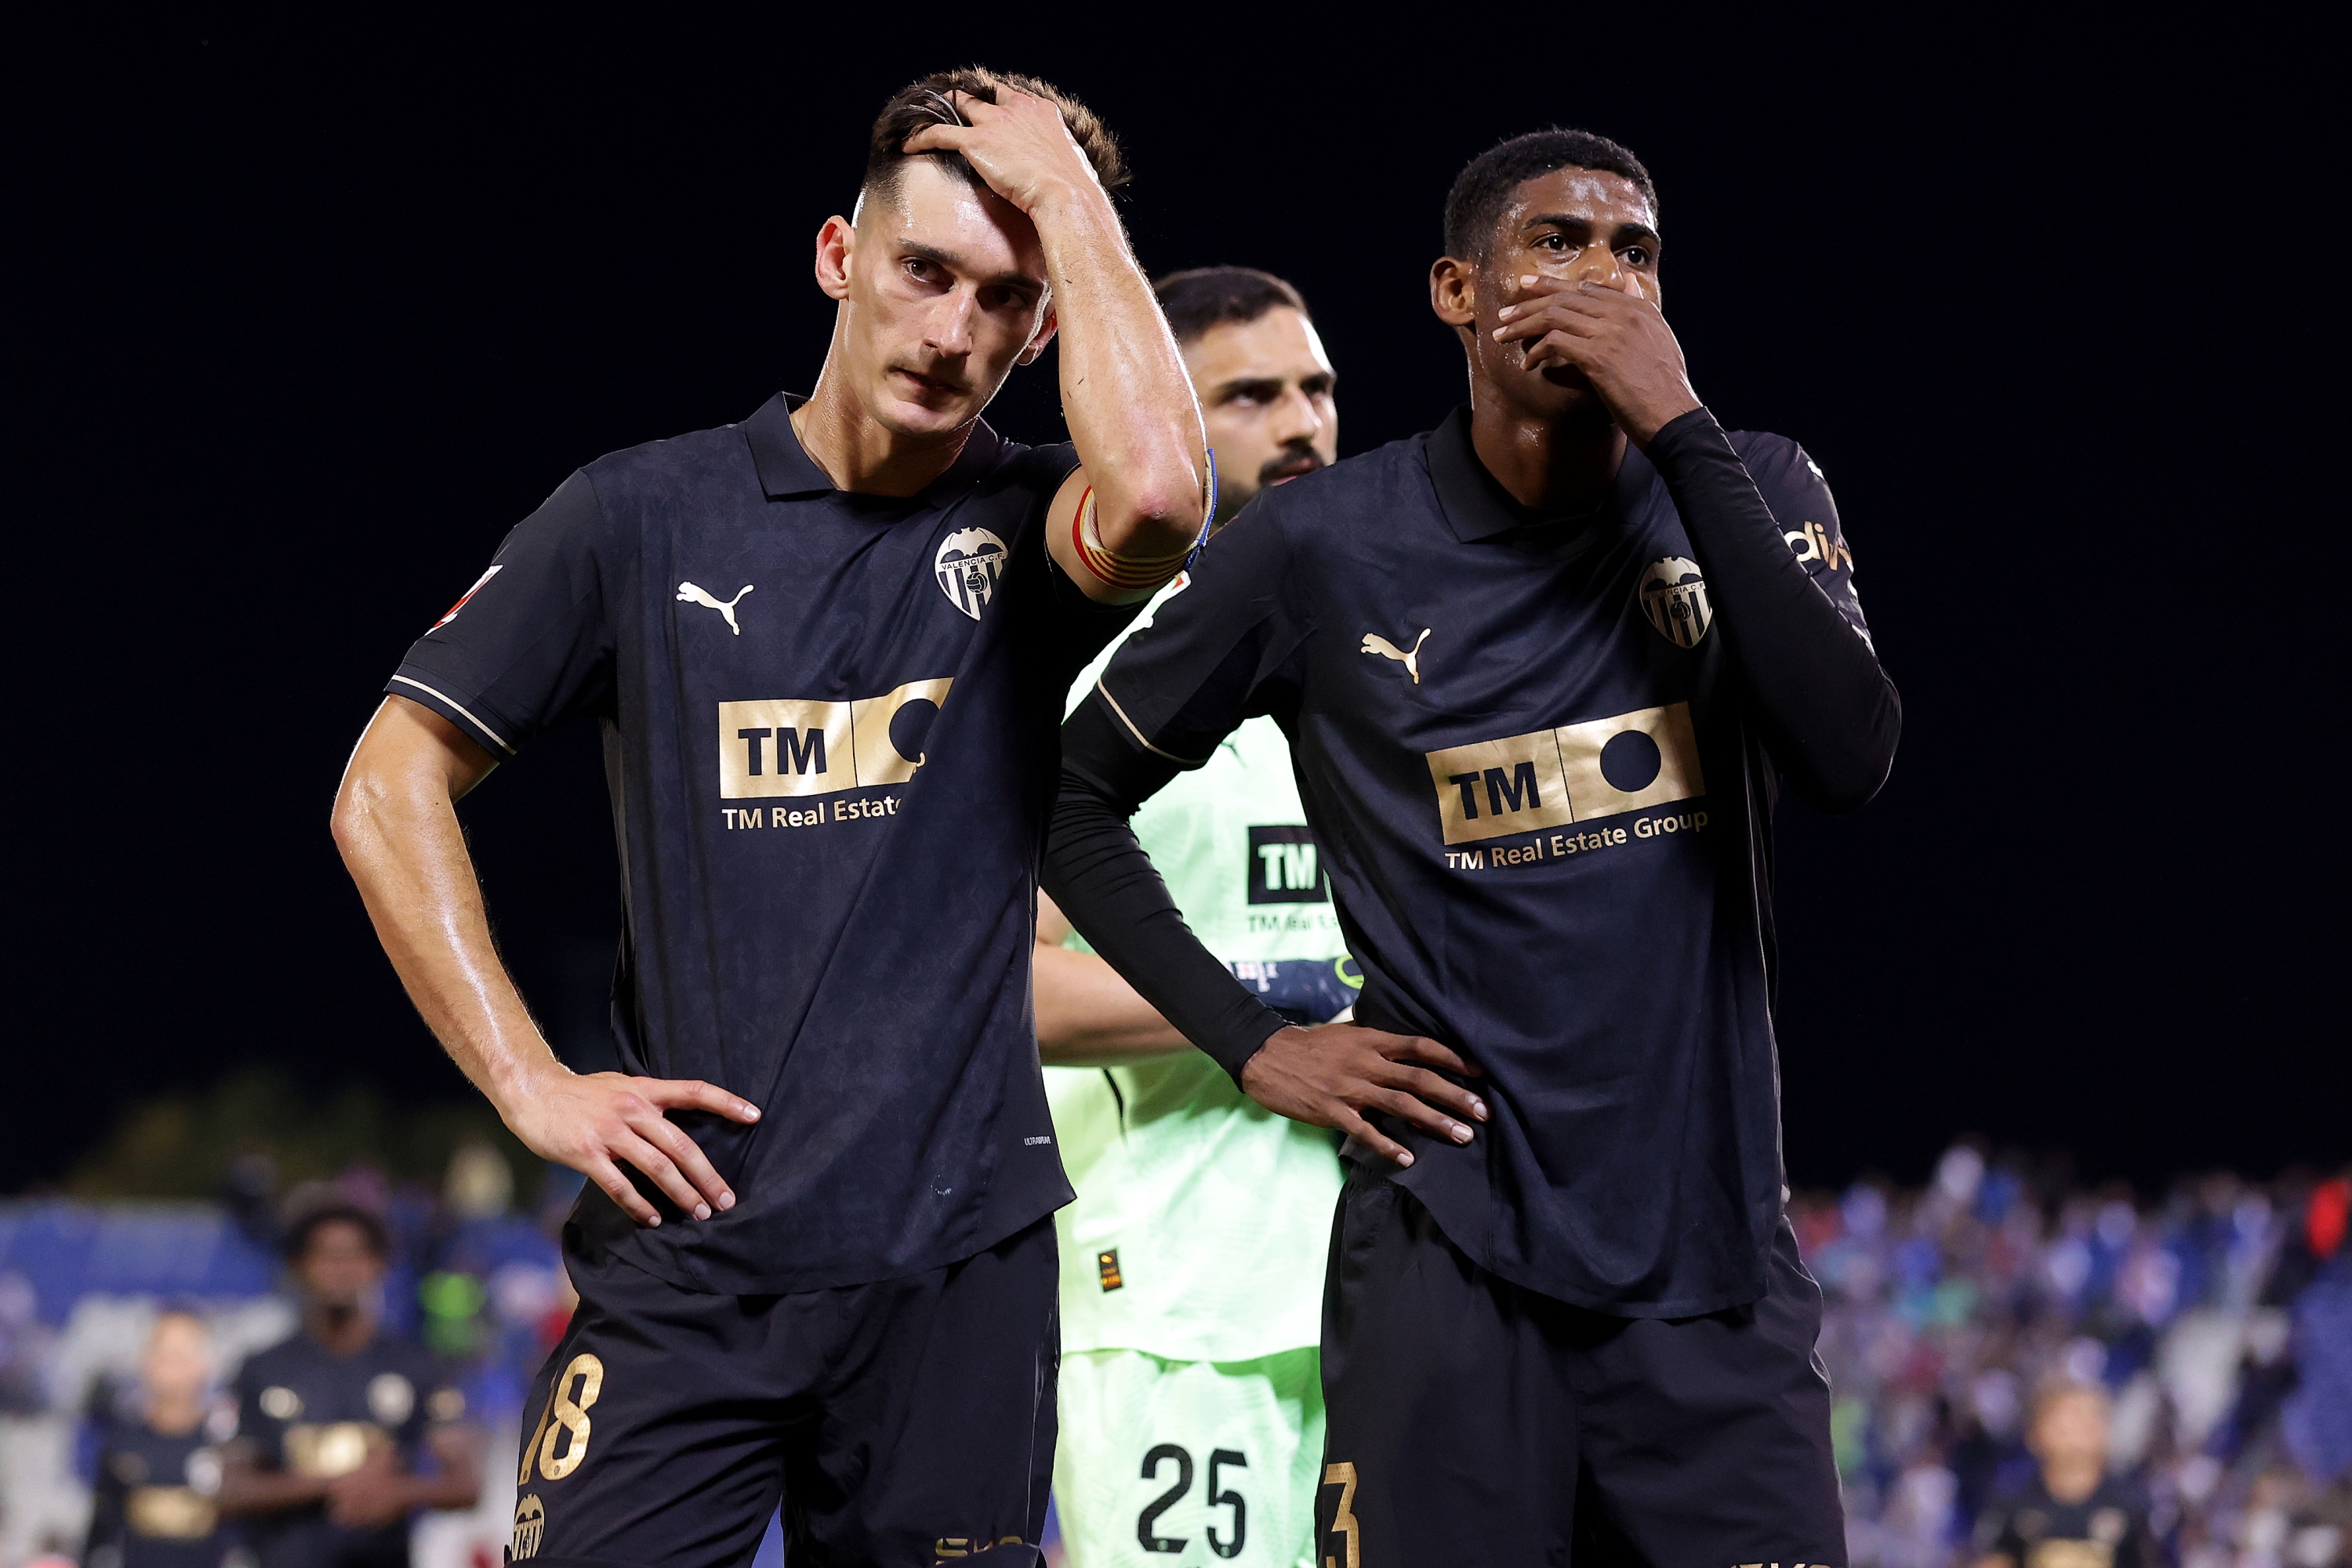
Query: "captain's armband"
1068 450 1217 592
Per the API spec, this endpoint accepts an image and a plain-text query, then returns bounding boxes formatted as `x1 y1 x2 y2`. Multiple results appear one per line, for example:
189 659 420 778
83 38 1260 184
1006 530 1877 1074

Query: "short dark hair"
1153 267 1309 347
865 67 1127 209
1443 129 1658 262
281 1200 389 1262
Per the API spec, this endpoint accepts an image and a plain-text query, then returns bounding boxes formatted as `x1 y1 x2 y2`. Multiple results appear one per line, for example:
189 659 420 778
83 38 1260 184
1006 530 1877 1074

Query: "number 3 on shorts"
517 1353 605 1486
1321 1461 1358 1568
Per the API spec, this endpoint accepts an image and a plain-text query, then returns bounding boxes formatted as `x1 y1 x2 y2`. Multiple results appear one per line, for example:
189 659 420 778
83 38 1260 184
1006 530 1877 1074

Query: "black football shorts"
507 1217 1057 1567
1315 1171 1843 1568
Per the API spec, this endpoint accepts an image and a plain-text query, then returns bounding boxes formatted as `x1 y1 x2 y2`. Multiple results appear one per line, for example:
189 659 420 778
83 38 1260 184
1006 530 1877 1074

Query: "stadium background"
9 16 2342 1568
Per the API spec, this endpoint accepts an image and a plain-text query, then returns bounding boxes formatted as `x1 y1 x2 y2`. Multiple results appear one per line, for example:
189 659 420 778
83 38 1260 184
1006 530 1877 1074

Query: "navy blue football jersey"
231 1330 461 1568
389 395 1134 1293
1070 408 1882 1315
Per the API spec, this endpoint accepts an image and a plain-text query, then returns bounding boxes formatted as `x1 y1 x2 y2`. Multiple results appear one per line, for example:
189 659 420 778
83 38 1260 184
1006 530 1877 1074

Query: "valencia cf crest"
935 528 1008 620
1638 557 1711 648
512 1494 545 1559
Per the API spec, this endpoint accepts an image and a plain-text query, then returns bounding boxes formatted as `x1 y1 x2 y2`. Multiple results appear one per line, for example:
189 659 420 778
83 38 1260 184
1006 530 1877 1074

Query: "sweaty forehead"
1185 308 1332 383
1498 166 1655 235
873 159 1046 281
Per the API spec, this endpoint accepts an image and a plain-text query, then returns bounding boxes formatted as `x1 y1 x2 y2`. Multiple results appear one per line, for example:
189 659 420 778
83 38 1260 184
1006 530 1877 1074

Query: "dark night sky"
14 20 2341 1195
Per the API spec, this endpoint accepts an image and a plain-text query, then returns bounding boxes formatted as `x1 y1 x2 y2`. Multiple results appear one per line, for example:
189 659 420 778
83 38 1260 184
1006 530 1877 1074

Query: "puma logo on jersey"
677 582 753 634
1360 628 1432 684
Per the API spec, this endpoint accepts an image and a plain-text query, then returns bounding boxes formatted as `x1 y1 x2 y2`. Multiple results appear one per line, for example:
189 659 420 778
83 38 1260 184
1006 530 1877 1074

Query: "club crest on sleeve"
431 565 502 630
935 528 1007 619
1638 557 1711 648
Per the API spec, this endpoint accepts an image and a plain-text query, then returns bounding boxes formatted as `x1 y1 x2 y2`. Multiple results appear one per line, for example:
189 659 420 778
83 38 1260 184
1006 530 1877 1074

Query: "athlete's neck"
2041 1457 2103 1505
304 1301 378 1358
146 1392 205 1438
1468 399 1626 514
791 374 971 499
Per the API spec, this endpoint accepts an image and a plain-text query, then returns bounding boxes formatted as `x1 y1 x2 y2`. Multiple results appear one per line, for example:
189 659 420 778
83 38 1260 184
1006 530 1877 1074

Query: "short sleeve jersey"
1047 579 1348 1363
232 1330 462 1568
1975 1476 2155 1568
85 1407 239 1568
389 394 1131 1293
1074 408 1871 1317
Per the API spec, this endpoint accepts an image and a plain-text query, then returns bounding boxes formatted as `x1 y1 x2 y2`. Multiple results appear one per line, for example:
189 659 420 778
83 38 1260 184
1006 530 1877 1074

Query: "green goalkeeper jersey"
1047 575 1352 1364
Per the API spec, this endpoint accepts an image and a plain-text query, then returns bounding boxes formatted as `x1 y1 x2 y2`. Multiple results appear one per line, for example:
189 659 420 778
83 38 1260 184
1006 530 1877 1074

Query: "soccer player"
1035 267 1341 1568
83 1309 241 1568
217 1203 480 1568
1043 129 1902 1565
1973 1383 2156 1568
329 69 1207 1567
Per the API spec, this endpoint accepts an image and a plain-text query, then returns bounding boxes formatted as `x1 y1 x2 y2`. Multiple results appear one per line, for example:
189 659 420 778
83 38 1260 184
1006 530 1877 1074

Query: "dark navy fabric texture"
1316 1172 1842 1567
510 1219 1057 1567
1058 407 1890 1316
387 394 1131 1294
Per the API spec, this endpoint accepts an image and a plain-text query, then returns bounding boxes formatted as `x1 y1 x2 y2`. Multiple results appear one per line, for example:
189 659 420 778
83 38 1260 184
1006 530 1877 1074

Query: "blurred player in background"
1036 267 1340 1568
1974 1382 2157 1568
332 66 1206 1566
218 1203 481 1568
83 1309 243 1568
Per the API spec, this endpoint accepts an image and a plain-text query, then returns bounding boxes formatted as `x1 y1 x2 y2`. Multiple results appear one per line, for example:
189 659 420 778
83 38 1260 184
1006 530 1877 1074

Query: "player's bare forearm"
1034 943 1189 1064
1033 892 1188 1063
1031 184 1205 559
331 697 546 1108
332 695 759 1226
902 89 1203 584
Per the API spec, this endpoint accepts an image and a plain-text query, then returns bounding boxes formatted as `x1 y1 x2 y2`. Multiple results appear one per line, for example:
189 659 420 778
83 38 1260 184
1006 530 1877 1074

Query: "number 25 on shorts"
518 1354 604 1486
1137 1443 1247 1559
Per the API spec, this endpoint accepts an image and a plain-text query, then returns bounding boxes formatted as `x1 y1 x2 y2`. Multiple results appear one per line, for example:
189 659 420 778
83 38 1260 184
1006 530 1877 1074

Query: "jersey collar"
1424 406 1523 542
1424 405 1648 545
744 392 1006 506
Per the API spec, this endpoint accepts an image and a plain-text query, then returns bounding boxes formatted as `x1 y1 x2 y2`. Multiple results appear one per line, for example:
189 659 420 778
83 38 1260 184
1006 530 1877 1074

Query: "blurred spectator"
1807 1149 2352 1568
82 1310 245 1568
1973 1381 2158 1568
216 1201 481 1568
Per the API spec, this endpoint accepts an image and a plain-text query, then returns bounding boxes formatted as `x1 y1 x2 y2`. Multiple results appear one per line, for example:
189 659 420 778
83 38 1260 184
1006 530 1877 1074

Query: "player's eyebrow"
1521 215 1661 251
899 238 1044 293
1210 376 1284 405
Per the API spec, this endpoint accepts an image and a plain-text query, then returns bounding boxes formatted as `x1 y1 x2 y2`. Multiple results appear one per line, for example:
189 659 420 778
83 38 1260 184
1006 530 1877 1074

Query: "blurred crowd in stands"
1806 1147 2350 1568
0 1138 2344 1568
0 1144 572 1567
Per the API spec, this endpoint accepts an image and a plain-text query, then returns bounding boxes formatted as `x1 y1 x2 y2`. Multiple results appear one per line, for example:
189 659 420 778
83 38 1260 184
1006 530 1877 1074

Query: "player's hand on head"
1239 1025 1487 1167
1492 278 1702 445
499 1068 760 1228
898 87 1101 216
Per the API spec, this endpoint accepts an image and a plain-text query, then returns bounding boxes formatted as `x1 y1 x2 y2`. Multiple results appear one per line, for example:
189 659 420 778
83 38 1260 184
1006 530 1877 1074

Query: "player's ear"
1016 298 1058 367
1430 256 1477 328
815 216 855 303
